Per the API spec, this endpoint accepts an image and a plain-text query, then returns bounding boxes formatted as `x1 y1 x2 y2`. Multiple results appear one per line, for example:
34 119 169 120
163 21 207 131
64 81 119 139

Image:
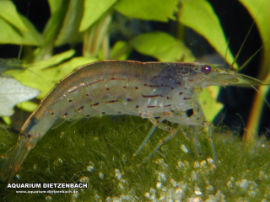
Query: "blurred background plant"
0 0 270 200
0 0 269 141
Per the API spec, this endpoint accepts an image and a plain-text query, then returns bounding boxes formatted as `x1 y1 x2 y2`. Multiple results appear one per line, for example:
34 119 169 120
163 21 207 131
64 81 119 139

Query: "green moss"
1 116 270 201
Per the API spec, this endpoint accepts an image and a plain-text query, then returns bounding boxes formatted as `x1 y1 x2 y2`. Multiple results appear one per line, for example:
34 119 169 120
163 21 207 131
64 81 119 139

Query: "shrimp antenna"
223 38 231 69
238 47 263 72
231 23 255 68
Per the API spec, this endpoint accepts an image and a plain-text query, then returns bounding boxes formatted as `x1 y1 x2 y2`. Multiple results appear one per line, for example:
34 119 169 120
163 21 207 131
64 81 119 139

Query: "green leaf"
115 0 178 22
17 101 38 113
40 0 68 59
29 49 76 70
55 0 84 46
178 0 235 67
48 0 65 14
239 0 270 54
6 54 96 98
0 76 39 116
130 31 194 62
110 41 131 60
0 0 28 32
80 0 117 31
198 86 223 123
6 50 76 97
0 17 41 45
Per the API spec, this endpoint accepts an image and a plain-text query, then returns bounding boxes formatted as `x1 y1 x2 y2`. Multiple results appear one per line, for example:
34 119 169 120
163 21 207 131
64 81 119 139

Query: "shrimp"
0 60 265 182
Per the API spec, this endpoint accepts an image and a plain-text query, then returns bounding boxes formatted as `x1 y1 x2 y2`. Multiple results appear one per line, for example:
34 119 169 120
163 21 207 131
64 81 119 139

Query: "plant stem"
244 55 270 143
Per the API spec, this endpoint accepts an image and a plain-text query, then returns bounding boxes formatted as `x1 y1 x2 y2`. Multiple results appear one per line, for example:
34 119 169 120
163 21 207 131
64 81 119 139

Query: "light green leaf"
239 0 270 53
17 101 38 113
115 0 178 22
48 0 65 14
0 0 28 32
46 56 97 83
6 50 75 97
0 18 37 45
0 77 39 116
55 0 83 46
131 32 194 62
80 0 117 31
6 55 96 98
178 0 235 67
0 14 42 46
198 86 223 123
110 41 131 60
29 49 75 70
41 0 68 58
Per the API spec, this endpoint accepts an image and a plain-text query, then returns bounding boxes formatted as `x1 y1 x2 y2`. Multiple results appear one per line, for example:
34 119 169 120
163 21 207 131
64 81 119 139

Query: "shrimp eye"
201 65 211 74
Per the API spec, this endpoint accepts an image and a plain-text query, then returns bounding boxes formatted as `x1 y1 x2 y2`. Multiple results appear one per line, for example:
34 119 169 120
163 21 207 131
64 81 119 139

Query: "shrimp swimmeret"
0 60 266 182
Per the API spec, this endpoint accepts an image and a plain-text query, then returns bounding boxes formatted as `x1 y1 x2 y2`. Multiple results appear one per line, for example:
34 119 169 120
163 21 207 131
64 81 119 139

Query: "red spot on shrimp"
164 104 172 107
86 79 104 86
167 96 172 100
150 75 160 81
106 88 110 91
77 106 84 112
135 86 139 90
68 99 73 103
142 94 162 98
92 102 99 106
106 99 119 103
147 105 158 108
110 77 126 81
143 83 164 88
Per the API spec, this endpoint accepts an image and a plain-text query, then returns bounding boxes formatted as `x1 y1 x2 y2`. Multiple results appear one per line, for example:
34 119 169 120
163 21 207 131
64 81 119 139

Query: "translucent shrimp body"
0 60 262 182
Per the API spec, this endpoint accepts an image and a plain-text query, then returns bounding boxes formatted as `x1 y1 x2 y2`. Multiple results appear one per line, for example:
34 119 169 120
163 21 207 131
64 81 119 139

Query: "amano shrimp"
0 60 265 182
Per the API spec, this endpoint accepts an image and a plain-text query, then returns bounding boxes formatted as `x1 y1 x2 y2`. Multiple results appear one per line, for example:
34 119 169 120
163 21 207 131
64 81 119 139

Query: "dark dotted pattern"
185 109 194 117
77 106 84 111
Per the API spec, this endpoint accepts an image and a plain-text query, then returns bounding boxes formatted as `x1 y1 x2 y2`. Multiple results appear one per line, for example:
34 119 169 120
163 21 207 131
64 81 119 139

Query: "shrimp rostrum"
0 60 264 182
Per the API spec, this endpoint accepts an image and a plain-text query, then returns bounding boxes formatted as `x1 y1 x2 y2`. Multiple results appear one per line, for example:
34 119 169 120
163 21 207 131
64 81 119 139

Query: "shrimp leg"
142 125 181 163
133 118 168 157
